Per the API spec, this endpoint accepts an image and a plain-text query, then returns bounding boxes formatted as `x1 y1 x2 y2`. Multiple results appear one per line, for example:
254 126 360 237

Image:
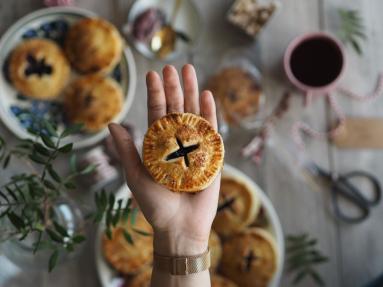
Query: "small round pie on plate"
129 268 152 287
9 38 70 100
209 230 222 270
213 176 260 237
63 75 123 132
143 113 224 192
102 211 153 275
221 228 277 287
206 67 263 124
211 274 238 287
65 18 123 74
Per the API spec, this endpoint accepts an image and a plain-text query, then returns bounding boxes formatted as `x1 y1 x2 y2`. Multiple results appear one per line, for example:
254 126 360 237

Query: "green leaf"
130 208 138 225
108 193 115 211
7 212 25 230
105 228 112 240
46 229 63 243
58 143 73 153
69 154 77 173
42 119 58 138
80 164 97 175
3 154 11 168
309 269 325 286
33 143 51 157
18 230 29 241
43 180 56 190
0 191 9 203
5 187 18 202
101 190 107 210
123 230 134 245
53 221 69 237
72 234 86 244
61 124 84 138
293 269 307 284
47 165 61 183
64 181 76 190
48 250 59 272
29 154 46 164
66 243 74 252
112 199 123 226
33 231 43 254
41 134 56 149
122 206 130 222
132 228 152 237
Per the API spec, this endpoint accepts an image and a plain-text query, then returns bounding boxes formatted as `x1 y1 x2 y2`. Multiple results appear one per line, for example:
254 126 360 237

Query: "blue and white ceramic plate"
0 7 136 149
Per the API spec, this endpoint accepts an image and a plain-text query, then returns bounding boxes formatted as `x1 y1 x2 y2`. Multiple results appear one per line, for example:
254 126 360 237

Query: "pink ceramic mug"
284 32 346 105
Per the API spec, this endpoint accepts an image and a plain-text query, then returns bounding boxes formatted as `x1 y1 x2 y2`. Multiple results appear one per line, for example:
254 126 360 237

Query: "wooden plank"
322 0 383 286
258 0 342 286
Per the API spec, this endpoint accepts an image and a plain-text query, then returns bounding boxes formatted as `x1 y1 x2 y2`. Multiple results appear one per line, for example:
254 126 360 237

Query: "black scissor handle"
331 183 370 223
339 171 381 206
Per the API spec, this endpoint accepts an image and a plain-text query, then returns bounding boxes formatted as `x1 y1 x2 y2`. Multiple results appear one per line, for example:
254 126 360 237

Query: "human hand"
109 64 220 256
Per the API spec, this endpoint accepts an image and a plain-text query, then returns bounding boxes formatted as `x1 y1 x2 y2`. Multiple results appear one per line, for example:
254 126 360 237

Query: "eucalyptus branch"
286 233 329 286
0 121 137 272
337 9 366 55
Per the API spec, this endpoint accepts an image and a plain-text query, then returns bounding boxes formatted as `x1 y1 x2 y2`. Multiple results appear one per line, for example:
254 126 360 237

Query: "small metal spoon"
150 0 184 59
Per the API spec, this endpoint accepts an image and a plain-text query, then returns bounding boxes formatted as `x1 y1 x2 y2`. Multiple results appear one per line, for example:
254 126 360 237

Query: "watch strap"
153 249 210 275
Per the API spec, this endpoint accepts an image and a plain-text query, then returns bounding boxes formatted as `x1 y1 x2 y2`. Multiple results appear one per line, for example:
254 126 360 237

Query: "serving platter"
0 7 136 149
95 164 284 287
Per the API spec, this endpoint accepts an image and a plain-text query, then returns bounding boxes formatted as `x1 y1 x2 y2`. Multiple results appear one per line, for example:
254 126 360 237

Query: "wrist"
153 230 209 257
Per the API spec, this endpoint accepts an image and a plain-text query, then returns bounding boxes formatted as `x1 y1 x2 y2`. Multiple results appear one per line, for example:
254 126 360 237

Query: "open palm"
109 64 220 254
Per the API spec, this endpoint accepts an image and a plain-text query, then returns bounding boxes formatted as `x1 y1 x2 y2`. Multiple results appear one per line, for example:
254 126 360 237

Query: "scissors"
305 162 382 223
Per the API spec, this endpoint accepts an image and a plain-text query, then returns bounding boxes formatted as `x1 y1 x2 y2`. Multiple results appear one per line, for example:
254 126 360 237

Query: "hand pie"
65 18 123 75
102 211 153 275
129 268 152 287
206 67 263 124
211 274 238 287
221 228 277 287
63 75 123 132
143 113 224 192
209 230 222 270
9 39 70 100
213 176 260 237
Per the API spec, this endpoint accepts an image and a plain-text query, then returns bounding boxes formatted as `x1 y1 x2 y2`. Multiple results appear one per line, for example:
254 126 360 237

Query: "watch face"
143 112 224 192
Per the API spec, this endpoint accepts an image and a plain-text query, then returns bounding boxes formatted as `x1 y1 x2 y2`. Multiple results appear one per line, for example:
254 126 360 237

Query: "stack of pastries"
7 17 124 132
102 174 278 287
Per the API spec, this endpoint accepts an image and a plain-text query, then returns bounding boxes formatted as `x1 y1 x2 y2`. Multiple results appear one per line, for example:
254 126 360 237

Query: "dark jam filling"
244 250 257 272
166 137 199 167
24 54 53 77
217 197 236 213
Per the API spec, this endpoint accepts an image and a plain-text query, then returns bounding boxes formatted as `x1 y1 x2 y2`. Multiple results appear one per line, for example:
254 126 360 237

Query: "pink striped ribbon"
292 73 383 150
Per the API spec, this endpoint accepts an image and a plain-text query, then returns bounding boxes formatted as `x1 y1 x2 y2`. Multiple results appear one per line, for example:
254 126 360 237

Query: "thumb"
108 123 144 185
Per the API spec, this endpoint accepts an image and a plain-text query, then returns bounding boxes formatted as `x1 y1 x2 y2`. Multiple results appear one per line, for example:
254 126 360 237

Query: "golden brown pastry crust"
211 274 238 287
65 18 123 75
129 268 152 287
63 75 123 132
213 176 260 237
206 67 262 124
9 39 70 100
143 113 224 192
221 228 277 287
102 212 153 275
209 230 222 270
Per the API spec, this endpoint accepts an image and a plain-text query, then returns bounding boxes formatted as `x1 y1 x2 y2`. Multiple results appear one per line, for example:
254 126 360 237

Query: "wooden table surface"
1 0 383 286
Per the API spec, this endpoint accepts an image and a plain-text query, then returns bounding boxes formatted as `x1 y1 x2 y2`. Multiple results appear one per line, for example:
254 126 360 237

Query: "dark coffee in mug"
289 37 344 87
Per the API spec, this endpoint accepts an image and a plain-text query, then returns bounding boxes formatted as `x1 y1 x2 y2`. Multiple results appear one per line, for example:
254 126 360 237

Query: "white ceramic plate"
95 164 284 287
0 7 136 149
125 0 201 61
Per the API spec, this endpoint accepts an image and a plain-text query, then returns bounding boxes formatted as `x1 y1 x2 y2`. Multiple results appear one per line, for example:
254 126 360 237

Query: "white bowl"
125 0 202 61
95 164 284 287
0 7 136 149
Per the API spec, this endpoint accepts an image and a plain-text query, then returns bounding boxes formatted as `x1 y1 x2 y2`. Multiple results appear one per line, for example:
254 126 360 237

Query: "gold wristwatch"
153 249 211 275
